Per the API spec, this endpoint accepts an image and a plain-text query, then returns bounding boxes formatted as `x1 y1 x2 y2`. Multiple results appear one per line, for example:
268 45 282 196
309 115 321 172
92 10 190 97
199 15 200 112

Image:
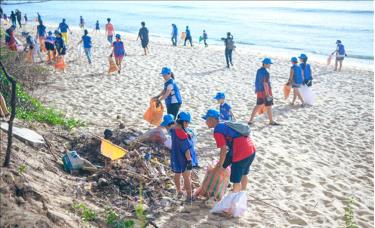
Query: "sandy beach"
2 20 374 227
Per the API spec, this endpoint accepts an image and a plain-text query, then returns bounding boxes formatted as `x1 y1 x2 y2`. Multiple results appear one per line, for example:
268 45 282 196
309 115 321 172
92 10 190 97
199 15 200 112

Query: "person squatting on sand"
203 109 256 192
154 67 183 119
288 57 305 106
111 34 125 74
105 18 115 45
137 21 149 55
299 53 313 87
169 112 198 201
78 29 93 64
248 58 279 126
213 92 236 121
58 18 72 45
222 32 235 68
332 40 347 72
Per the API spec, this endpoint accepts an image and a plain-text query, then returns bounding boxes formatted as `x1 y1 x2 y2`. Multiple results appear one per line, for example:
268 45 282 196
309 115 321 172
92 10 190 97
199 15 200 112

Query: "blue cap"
160 114 175 127
291 57 298 63
262 58 273 64
177 111 191 123
298 54 308 60
202 109 220 120
160 67 171 75
336 40 341 44
213 92 225 100
48 31 52 35
115 34 121 38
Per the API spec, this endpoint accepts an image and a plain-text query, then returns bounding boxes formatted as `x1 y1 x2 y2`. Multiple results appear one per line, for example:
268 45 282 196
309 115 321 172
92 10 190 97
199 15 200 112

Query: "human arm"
159 86 172 100
215 146 227 169
288 68 293 85
230 110 236 121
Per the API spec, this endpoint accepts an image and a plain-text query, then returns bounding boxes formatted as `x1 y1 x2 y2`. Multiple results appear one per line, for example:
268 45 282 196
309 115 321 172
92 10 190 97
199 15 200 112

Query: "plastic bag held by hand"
283 84 291 99
210 191 248 217
143 98 164 126
299 84 315 105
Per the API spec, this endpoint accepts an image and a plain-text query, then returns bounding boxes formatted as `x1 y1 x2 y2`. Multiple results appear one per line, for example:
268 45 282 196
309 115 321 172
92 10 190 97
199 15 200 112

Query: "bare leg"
334 59 338 71
240 175 248 191
291 89 297 105
296 90 304 104
248 105 261 123
174 173 182 194
266 105 274 123
182 171 192 198
232 183 241 192
339 60 343 71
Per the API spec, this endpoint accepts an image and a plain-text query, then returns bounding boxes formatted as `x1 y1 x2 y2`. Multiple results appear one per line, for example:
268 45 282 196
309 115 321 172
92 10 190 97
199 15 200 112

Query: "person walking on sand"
37 12 42 24
112 34 125 74
202 109 256 193
202 30 208 47
105 18 115 45
171 24 178 46
10 11 16 27
94 20 100 34
137 21 149 55
26 33 44 63
184 26 193 47
45 31 56 64
58 18 72 45
78 29 93 64
154 67 183 119
16 10 22 28
332 40 347 72
221 32 235 68
299 54 313 87
248 58 279 126
36 20 47 52
55 31 66 57
79 16 85 29
169 112 198 201
288 57 304 106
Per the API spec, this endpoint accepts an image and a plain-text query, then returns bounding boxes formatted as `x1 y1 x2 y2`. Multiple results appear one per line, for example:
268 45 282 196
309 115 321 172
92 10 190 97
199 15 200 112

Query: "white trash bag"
210 191 247 217
299 84 316 105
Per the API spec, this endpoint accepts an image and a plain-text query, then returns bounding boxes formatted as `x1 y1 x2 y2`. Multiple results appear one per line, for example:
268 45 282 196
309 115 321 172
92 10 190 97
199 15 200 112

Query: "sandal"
269 121 280 126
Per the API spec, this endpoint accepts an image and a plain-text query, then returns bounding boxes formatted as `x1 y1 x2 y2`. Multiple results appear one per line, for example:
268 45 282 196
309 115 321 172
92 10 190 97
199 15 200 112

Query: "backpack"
224 122 251 137
226 38 235 50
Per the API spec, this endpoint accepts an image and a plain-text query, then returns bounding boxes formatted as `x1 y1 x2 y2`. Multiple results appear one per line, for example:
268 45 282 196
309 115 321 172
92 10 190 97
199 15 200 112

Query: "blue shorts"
230 152 256 183
107 35 113 44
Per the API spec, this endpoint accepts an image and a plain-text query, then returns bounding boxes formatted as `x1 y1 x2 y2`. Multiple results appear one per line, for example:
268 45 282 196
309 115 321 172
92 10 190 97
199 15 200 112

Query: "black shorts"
45 42 54 51
336 57 344 61
166 103 181 119
141 40 149 48
230 153 256 183
256 97 273 106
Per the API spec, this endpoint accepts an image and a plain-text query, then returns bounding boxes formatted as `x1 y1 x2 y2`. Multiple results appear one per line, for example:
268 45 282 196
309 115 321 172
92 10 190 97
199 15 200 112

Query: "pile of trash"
69 126 200 214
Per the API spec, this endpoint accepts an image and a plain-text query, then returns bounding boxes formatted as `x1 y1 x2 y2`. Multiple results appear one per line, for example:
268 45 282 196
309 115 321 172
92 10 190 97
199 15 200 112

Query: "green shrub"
72 202 97 222
344 197 358 228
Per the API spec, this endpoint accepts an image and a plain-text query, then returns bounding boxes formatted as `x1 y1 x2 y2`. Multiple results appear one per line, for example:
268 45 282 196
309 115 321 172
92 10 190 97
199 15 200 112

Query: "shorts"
336 57 344 61
292 84 301 88
114 55 124 62
141 40 149 48
107 35 113 44
230 152 256 183
256 97 273 106
166 103 181 119
61 32 68 44
45 42 54 51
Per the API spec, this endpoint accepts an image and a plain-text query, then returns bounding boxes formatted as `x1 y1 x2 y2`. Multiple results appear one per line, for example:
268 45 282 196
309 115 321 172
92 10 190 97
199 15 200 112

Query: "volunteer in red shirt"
203 109 256 192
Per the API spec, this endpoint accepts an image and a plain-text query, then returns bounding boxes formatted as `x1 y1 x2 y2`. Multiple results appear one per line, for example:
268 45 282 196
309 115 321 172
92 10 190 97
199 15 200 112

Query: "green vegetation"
344 197 358 228
1 73 83 130
17 164 27 175
135 184 147 228
105 207 135 228
72 202 97 222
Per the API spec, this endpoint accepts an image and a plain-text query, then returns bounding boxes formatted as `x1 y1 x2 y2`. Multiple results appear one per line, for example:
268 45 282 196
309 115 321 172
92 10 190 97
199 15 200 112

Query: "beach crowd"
1 8 348 217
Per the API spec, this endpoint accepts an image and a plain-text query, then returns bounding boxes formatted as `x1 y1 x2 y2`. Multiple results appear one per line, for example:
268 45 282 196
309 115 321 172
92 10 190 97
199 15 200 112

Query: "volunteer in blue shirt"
288 57 304 106
36 21 47 52
154 67 183 119
213 92 235 121
95 20 100 34
170 112 198 201
184 26 193 47
79 16 84 29
137 21 149 55
203 109 256 192
331 40 347 72
58 18 72 45
298 54 313 87
203 30 208 47
78 29 92 64
44 31 56 63
171 24 178 46
248 58 279 126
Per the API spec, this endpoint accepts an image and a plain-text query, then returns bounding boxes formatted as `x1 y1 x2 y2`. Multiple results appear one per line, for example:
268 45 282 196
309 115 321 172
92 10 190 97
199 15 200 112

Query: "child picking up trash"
169 111 198 201
213 92 235 121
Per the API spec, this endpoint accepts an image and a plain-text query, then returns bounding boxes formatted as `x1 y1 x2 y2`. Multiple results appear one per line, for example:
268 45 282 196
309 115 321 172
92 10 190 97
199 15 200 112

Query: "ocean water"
3 1 373 64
